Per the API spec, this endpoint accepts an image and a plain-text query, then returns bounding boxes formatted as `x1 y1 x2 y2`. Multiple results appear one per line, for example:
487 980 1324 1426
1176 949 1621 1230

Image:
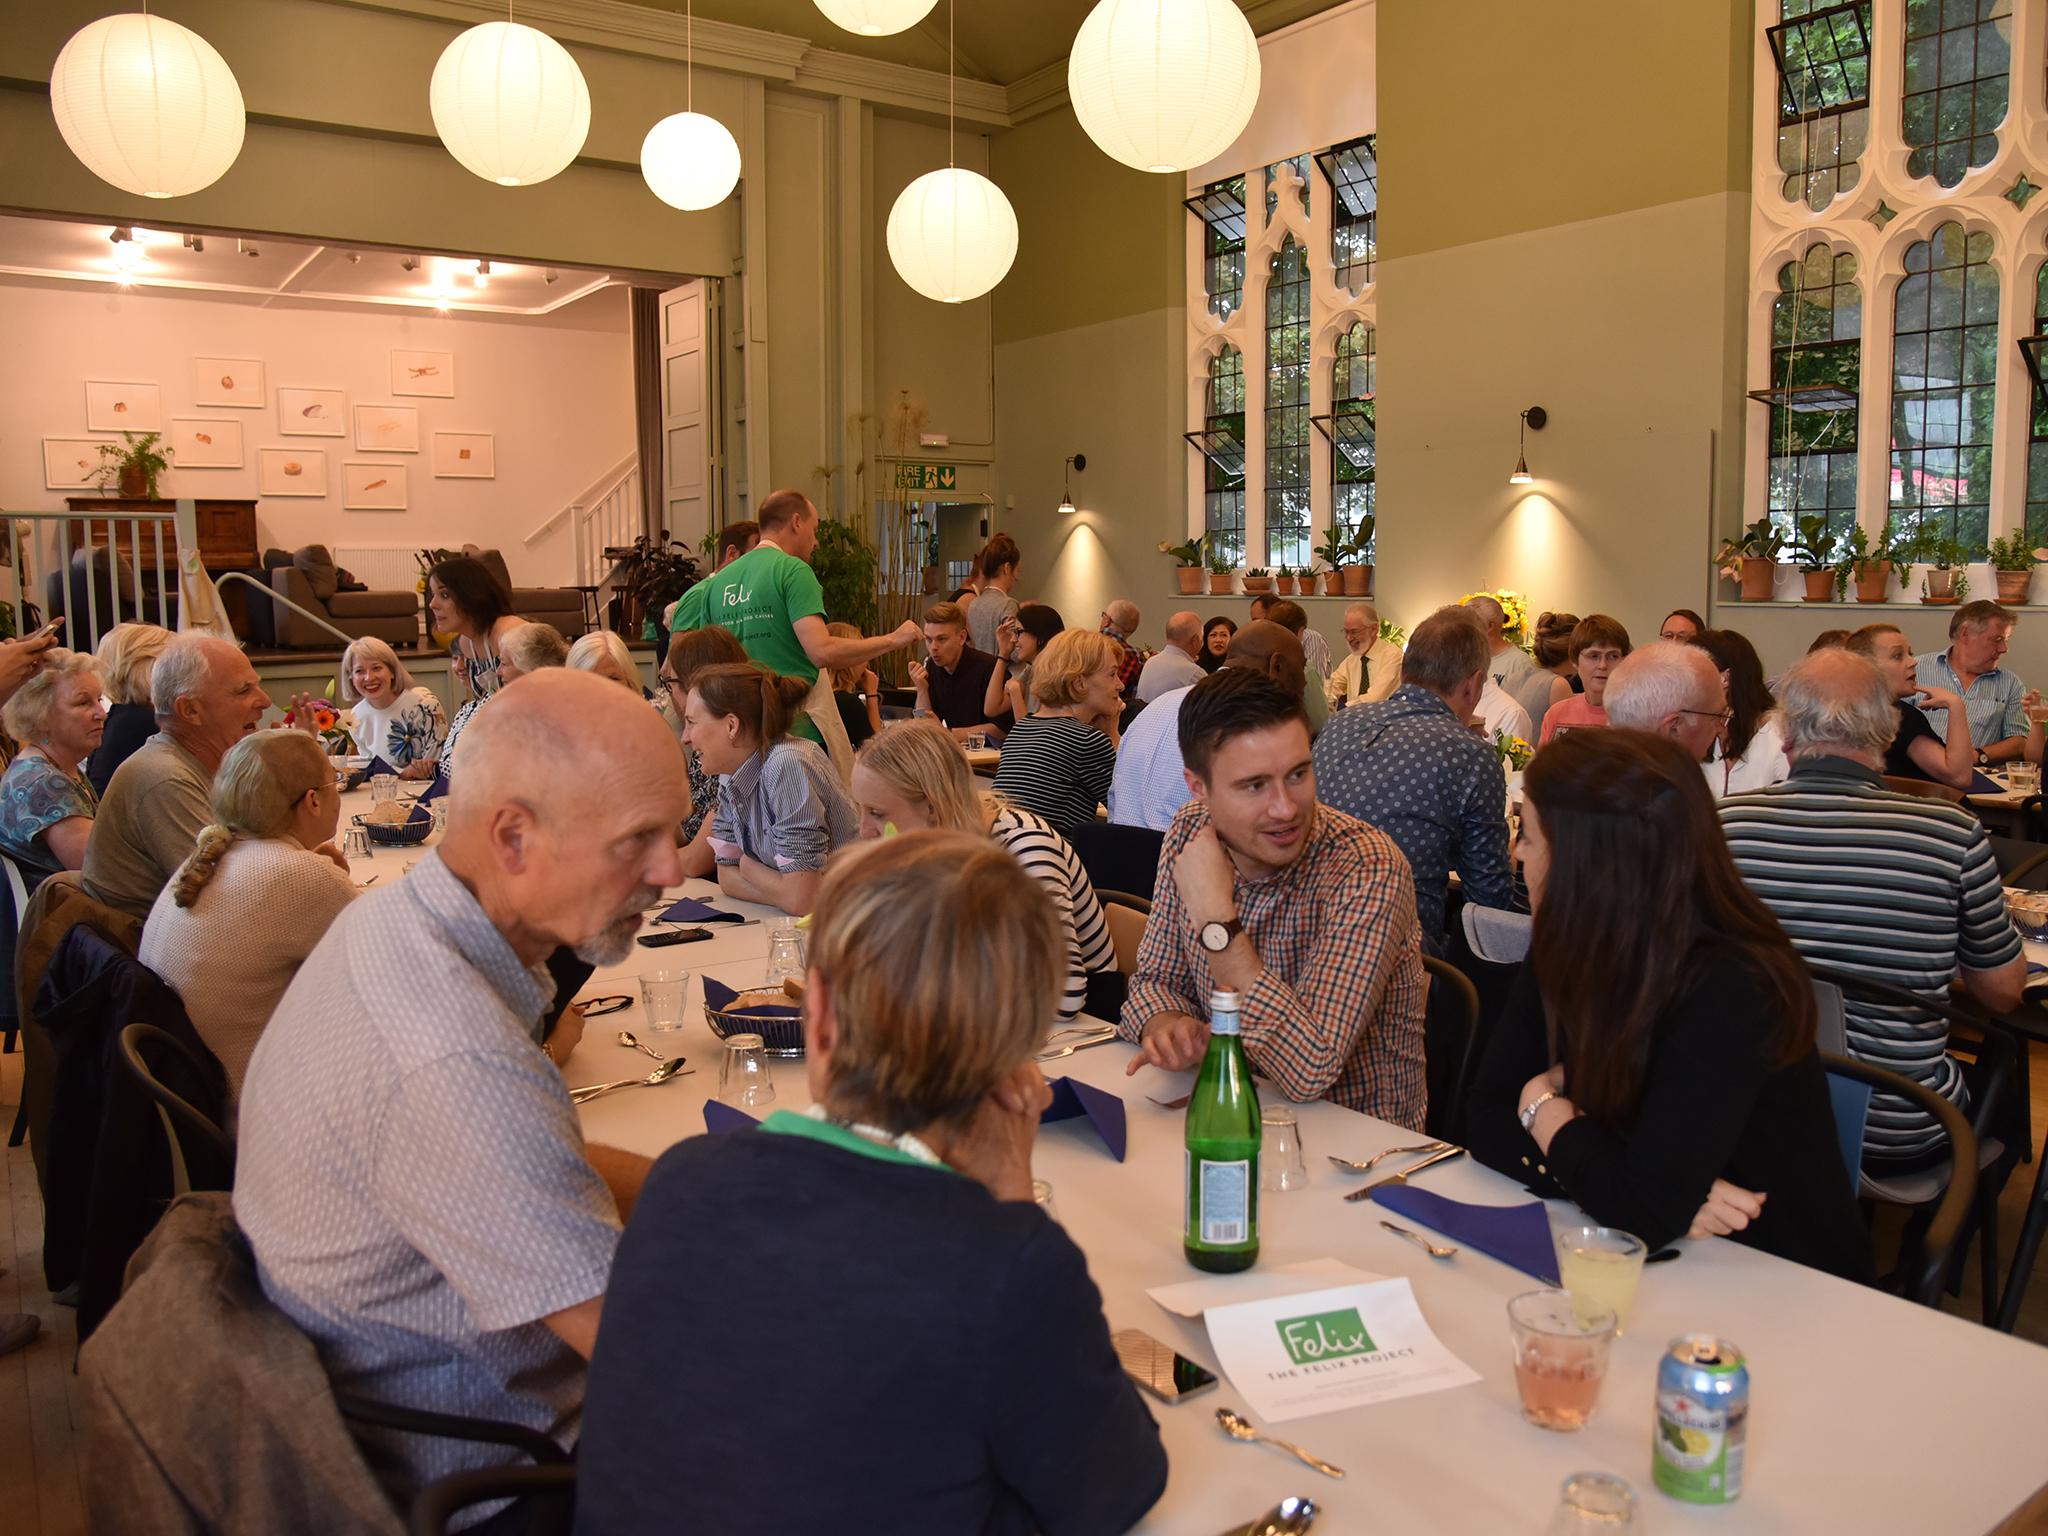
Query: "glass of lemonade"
1507 1290 1617 1432
1552 1224 1647 1333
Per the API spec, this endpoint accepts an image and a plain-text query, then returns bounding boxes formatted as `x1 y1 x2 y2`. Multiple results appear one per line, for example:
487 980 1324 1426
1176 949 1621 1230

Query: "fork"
1327 1140 1447 1174
1034 1029 1117 1062
1380 1220 1458 1259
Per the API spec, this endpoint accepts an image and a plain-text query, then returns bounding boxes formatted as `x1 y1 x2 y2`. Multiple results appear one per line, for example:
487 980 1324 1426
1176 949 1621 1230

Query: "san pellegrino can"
1183 988 1260 1272
1652 1334 1748 1504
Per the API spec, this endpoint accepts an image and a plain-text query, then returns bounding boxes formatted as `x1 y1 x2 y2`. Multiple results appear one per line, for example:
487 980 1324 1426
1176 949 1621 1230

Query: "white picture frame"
193 356 265 407
84 381 161 432
391 349 455 397
343 462 407 510
259 447 327 497
278 387 346 436
353 404 420 453
43 437 116 491
169 417 245 469
431 431 495 478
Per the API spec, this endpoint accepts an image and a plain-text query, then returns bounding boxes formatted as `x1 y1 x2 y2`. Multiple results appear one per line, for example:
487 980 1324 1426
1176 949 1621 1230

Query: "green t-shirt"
671 543 828 742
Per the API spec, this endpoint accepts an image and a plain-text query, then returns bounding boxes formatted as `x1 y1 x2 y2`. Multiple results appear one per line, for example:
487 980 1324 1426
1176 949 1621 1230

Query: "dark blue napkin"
1039 1076 1127 1161
364 755 399 778
704 1101 761 1135
662 896 746 925
1371 1187 1561 1284
701 975 800 1018
417 773 449 805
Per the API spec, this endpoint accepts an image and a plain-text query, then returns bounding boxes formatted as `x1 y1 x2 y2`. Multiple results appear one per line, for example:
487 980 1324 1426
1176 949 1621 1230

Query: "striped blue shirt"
1108 685 1193 831
1914 648 2026 749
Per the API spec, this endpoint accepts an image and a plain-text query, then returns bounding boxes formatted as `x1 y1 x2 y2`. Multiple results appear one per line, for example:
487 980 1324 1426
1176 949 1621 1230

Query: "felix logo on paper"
1276 1308 1376 1366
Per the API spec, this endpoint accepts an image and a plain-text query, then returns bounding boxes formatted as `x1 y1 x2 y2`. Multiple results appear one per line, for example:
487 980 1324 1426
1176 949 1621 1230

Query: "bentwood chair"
409 1464 576 1536
1419 955 1481 1145
3 850 31 1146
1990 837 2048 887
116 1023 233 1197
1095 890 1152 977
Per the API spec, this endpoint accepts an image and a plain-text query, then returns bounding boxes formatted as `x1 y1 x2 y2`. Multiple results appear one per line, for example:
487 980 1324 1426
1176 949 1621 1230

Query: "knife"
1343 1143 1464 1202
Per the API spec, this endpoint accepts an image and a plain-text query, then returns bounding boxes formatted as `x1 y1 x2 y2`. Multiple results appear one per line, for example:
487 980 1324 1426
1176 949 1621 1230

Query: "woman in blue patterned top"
0 648 105 882
338 637 446 779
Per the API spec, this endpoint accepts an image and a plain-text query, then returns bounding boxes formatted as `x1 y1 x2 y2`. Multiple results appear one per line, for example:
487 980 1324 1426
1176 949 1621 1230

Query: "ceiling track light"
182 232 204 252
237 237 259 258
1509 405 1546 486
401 255 420 272
1059 453 1086 514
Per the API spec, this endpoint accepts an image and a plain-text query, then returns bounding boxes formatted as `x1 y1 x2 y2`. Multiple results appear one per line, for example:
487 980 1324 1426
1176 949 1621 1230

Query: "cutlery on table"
1380 1219 1457 1259
1343 1143 1465 1203
1215 1408 1344 1479
569 1056 692 1105
616 1029 675 1064
1214 1496 1318 1536
1148 1092 1193 1110
1034 1026 1116 1062
1327 1140 1448 1174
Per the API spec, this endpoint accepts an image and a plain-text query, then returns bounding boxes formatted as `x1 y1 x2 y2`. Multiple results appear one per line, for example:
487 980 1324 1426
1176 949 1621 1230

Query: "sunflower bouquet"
1459 588 1534 650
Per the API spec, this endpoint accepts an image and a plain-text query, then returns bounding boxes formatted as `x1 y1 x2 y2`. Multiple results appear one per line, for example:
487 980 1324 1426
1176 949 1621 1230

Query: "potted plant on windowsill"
1918 533 1973 604
1206 543 1236 596
1987 531 2042 604
1344 517 1376 595
1274 565 1297 596
1159 535 1206 595
1314 526 1351 596
1243 566 1273 595
1834 522 1891 602
90 430 171 500
1714 515 1786 601
1790 515 1841 602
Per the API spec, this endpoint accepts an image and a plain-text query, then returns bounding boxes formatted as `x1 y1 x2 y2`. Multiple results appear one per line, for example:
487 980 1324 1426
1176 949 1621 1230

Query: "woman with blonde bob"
568 629 644 693
139 730 354 1099
88 622 173 795
990 627 1124 830
0 649 105 880
338 635 446 778
579 829 1168 1534
853 720 1118 1021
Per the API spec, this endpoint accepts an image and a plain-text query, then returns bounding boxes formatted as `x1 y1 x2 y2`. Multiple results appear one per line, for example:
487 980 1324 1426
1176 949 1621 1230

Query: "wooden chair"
1096 890 1151 977
1420 955 1481 1145
116 1024 233 1197
1989 836 2048 886
1881 773 1965 805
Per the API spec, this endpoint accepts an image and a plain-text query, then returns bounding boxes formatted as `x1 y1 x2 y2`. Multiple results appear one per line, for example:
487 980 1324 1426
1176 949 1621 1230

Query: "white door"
660 281 713 545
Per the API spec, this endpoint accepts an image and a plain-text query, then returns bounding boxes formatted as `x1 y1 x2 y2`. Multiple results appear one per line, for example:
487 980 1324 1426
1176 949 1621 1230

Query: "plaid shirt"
1117 800 1429 1129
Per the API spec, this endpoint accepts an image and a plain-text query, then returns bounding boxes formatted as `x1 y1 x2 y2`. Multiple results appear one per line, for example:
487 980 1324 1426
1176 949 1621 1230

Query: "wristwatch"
1519 1090 1558 1132
1198 916 1243 953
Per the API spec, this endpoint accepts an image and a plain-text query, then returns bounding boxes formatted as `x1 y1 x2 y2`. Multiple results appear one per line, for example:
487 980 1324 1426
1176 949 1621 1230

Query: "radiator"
334 547 423 593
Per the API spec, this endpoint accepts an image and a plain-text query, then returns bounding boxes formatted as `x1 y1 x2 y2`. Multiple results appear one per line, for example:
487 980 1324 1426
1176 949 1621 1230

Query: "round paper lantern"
813 0 939 36
640 112 742 210
886 168 1018 304
50 13 246 199
430 20 590 187
1068 0 1261 174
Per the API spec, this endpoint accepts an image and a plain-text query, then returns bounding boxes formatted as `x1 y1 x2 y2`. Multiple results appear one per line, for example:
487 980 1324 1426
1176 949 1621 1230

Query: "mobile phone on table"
637 926 712 947
1111 1328 1219 1404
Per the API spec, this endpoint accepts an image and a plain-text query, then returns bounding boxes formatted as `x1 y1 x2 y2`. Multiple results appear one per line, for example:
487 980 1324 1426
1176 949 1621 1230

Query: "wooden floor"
1 1042 2046 1536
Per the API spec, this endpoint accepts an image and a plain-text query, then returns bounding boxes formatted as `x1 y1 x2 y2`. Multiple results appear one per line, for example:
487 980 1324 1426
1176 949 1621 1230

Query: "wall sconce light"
1509 406 1546 485
1059 453 1086 514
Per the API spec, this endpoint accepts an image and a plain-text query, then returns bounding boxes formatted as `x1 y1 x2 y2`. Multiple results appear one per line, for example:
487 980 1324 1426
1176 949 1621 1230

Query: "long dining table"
341 792 2048 1534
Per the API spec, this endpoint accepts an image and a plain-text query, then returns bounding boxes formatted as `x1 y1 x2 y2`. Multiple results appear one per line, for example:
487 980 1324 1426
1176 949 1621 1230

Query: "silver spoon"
1215 1407 1345 1479
617 1029 669 1063
569 1056 692 1105
1327 1140 1447 1174
1233 1497 1318 1536
1380 1219 1458 1259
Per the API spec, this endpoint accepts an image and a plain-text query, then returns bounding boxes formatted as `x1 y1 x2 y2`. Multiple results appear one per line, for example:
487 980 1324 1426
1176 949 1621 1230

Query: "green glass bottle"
1184 988 1261 1272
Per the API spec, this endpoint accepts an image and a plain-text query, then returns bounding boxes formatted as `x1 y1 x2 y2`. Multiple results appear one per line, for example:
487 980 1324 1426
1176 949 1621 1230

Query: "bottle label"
1195 1157 1251 1245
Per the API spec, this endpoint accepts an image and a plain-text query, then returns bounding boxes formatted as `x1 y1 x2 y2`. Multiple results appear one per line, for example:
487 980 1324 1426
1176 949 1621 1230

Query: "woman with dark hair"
1536 614 1630 744
986 600 1067 721
1694 628 1789 796
659 626 750 877
1507 610 1578 735
426 554 525 704
1465 730 1871 1278
1659 607 1706 643
1199 616 1236 673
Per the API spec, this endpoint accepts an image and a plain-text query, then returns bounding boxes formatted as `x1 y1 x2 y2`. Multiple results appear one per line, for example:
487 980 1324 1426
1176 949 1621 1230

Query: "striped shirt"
992 715 1116 831
988 804 1118 1022
1719 757 2021 1163
1109 685 1193 831
1118 801 1429 1129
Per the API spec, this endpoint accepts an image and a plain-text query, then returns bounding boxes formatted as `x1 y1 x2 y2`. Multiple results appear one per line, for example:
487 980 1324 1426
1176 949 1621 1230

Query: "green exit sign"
895 462 958 492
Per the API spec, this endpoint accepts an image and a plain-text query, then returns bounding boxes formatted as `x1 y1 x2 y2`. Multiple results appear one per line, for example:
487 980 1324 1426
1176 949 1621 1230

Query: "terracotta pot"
1242 576 1273 595
1324 569 1347 596
1853 564 1891 602
1209 571 1234 596
921 565 941 595
1343 564 1373 596
1801 568 1836 602
1924 566 1959 602
118 462 147 498
1175 567 1204 594
1996 568 2034 604
1274 574 1296 596
1739 557 1777 601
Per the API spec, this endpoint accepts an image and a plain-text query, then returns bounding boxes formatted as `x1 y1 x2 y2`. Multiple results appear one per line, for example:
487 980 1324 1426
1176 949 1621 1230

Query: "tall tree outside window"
1264 239 1312 570
1770 1 1872 210
1901 0 2012 188
1323 136 1377 294
1205 347 1247 568
1767 244 1860 540
1331 323 1376 548
1889 222 1997 548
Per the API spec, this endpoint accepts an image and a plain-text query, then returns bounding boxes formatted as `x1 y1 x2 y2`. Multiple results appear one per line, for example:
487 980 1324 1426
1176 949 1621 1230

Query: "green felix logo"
1277 1308 1377 1365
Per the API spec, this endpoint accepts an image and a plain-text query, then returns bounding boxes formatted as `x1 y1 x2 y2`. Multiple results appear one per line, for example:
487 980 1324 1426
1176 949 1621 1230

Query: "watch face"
1201 922 1229 952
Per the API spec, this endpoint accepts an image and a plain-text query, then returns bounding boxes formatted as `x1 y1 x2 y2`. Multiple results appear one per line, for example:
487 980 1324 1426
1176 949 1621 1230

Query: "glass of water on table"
765 926 807 989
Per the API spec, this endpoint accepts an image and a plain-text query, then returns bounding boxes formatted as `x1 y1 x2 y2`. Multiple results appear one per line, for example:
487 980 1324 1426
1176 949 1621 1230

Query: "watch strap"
1519 1089 1557 1132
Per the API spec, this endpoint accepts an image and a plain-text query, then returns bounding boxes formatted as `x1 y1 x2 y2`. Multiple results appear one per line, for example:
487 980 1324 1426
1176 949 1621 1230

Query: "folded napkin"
417 774 449 805
364 755 399 779
662 896 746 925
1039 1076 1126 1161
1370 1187 1560 1285
704 1101 761 1136
702 975 800 1019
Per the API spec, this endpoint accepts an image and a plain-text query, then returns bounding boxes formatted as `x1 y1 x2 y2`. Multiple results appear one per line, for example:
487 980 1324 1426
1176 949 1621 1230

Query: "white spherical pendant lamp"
50 13 246 199
813 0 940 36
1068 0 1261 174
640 112 741 211
886 167 1017 304
430 20 590 187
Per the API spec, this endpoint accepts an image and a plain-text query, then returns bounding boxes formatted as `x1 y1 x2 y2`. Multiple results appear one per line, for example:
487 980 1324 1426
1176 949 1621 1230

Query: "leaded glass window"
2026 263 2048 545
1189 175 1247 322
1264 154 1310 220
1890 222 1997 548
1264 238 1311 569
1331 323 1376 549
1204 347 1246 567
1902 0 2012 189
1770 1 1871 209
1767 245 1861 539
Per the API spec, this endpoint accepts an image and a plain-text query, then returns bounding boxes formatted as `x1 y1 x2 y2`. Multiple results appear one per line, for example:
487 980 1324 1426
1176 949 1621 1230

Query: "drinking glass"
340 825 372 861
637 969 691 1033
1259 1104 1309 1192
371 774 400 805
2010 763 2041 796
1032 1179 1060 1221
718 1032 777 1108
1506 1290 1617 1432
1551 1224 1647 1333
964 731 988 751
765 927 807 989
1544 1473 1636 1532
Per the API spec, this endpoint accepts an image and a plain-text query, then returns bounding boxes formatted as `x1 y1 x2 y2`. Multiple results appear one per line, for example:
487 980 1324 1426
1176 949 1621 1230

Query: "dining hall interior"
5 0 2048 1533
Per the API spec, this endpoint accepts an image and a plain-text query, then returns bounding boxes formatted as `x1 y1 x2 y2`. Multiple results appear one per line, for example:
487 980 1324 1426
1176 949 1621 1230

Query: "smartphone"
29 619 62 643
1111 1328 1219 1404
637 926 712 948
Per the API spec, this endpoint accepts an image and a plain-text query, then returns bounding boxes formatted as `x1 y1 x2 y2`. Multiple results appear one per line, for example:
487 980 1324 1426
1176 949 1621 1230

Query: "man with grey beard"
233 669 690 1513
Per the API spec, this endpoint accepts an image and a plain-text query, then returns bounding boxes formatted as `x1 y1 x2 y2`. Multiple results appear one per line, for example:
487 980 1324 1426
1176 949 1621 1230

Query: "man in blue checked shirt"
1915 600 2027 766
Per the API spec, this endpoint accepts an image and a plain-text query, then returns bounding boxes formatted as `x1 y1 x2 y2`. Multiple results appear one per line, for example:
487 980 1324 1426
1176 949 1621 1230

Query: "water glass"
1507 1290 1617 1433
964 731 989 751
1551 1224 1647 1333
370 773 400 805
637 969 691 1033
718 1031 777 1108
340 825 372 861
765 927 807 988
1259 1104 1309 1192
2009 763 2041 795
1032 1179 1060 1222
1544 1473 1636 1532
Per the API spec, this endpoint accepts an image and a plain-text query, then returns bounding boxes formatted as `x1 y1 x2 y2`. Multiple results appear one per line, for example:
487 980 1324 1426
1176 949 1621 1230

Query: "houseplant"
1343 516 1376 595
1917 532 1972 604
1159 535 1206 595
90 430 171 499
1242 566 1273 595
1834 520 1901 602
1205 542 1236 596
1274 565 1297 597
1987 531 2040 604
812 517 879 634
1314 526 1351 596
605 532 703 639
1789 515 1841 602
1715 515 1786 601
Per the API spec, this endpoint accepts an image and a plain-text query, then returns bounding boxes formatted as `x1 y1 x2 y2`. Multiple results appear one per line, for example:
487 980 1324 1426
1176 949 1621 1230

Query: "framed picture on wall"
391 349 455 397
43 437 115 491
193 357 266 407
84 381 161 432
431 431 495 478
343 462 407 510
259 447 327 497
170 417 245 468
353 404 420 453
278 387 346 436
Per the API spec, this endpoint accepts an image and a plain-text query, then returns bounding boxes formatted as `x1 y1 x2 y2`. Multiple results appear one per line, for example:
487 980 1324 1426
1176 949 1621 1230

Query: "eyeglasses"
1678 707 1735 725
658 672 684 691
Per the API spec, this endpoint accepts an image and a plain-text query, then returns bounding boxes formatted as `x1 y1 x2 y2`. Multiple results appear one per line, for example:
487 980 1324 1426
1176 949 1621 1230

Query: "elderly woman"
1325 601 1404 708
578 829 1169 1533
138 730 353 1099
985 601 1066 723
568 629 644 693
426 554 527 704
338 636 446 779
0 649 105 881
685 662 857 916
853 720 1117 1021
990 629 1123 830
438 621 568 785
87 622 173 796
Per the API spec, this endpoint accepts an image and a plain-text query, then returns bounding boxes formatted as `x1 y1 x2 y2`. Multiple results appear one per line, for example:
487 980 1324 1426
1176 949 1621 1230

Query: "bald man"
1136 610 1206 702
1463 594 1534 688
235 670 685 1513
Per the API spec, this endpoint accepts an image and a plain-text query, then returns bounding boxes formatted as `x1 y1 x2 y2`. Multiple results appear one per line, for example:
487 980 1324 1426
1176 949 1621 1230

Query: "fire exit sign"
894 462 958 492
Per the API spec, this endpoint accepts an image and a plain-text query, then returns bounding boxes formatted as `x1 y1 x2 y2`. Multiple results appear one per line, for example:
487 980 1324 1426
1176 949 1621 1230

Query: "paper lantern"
640 112 742 211
886 168 1018 304
1068 0 1261 174
430 20 590 187
50 13 246 199
813 0 939 36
